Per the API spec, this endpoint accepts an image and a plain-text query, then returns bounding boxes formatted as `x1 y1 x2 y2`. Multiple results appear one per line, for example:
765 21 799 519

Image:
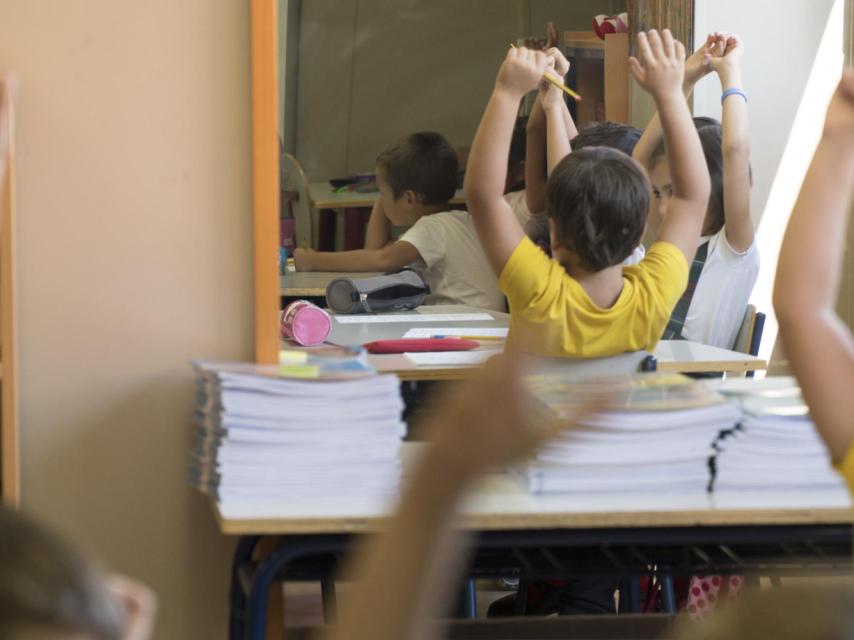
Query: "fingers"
647 29 665 60
674 39 686 61
636 31 654 66
660 28 675 59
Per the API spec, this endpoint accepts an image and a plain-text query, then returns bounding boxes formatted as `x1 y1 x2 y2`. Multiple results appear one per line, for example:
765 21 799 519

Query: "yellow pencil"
510 43 583 102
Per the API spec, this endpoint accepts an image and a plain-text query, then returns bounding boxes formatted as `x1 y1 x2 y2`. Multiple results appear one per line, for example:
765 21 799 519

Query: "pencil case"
325 270 430 314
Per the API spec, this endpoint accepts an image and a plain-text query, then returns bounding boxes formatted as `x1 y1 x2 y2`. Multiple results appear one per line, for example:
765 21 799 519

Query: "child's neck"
556 251 625 309
415 202 450 217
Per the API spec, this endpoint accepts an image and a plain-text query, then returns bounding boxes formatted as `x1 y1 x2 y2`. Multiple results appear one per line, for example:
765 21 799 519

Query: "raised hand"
628 29 686 99
496 47 555 99
708 32 744 76
684 33 715 89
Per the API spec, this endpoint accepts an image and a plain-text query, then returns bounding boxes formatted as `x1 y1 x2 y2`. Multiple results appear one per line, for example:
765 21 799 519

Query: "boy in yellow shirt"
464 31 711 357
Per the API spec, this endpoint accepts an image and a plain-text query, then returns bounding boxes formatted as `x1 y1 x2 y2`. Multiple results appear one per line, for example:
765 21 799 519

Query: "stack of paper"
522 373 741 494
711 378 845 492
188 360 406 506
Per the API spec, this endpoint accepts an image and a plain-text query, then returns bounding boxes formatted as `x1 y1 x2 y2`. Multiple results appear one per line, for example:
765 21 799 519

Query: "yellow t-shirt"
835 445 854 497
498 237 688 357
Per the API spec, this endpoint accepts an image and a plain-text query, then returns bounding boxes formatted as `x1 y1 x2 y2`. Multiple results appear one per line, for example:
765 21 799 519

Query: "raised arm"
630 30 711 263
524 48 578 216
293 241 419 273
710 34 754 251
773 71 854 462
524 93 549 215
320 351 586 640
364 198 393 250
464 47 553 274
543 48 574 175
633 34 715 169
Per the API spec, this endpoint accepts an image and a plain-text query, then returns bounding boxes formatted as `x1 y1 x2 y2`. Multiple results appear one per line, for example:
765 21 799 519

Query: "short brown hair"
547 147 649 271
0 507 123 639
376 132 458 205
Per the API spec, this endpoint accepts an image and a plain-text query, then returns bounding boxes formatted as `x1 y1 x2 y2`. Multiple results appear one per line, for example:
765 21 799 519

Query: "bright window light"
751 0 845 376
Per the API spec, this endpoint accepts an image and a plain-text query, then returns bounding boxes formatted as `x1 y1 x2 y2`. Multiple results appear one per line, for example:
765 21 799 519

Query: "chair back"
281 153 313 248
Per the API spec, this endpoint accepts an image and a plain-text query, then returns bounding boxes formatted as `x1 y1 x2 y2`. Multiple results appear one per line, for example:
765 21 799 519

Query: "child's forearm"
323 448 474 640
465 89 522 208
776 137 854 323
364 199 392 250
560 97 578 142
774 136 854 462
657 90 708 204
525 95 549 215
544 101 570 175
301 248 397 272
719 66 753 248
633 82 694 168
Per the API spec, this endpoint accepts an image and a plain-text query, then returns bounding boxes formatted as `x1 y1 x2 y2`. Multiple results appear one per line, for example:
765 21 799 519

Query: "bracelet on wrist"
721 88 747 104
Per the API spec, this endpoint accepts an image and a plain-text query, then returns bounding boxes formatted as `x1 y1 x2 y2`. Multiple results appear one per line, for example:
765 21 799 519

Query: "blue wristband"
722 88 747 104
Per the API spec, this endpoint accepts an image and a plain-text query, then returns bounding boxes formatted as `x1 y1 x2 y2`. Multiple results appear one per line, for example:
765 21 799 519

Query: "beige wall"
0 1 254 638
295 0 623 180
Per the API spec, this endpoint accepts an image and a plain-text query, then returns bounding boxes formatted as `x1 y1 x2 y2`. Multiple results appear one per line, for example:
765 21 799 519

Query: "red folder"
364 338 479 354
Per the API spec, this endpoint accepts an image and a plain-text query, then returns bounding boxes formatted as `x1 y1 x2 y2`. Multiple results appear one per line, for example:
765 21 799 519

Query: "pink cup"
280 300 332 346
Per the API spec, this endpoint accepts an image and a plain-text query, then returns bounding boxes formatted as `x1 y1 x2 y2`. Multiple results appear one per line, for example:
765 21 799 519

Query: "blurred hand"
424 347 605 479
107 575 157 640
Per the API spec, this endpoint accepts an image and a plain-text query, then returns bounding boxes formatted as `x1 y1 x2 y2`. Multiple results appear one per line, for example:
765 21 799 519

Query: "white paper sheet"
402 327 508 338
405 349 502 367
335 313 493 324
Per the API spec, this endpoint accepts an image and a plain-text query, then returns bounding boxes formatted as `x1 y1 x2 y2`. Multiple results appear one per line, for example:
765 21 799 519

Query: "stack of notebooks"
189 350 406 506
522 373 741 494
711 378 845 492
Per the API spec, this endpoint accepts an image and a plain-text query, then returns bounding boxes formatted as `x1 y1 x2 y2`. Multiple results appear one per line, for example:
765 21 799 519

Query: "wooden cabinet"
564 31 630 126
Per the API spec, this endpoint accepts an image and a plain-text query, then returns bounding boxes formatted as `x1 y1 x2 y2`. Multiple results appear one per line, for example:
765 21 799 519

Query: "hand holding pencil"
509 43 582 102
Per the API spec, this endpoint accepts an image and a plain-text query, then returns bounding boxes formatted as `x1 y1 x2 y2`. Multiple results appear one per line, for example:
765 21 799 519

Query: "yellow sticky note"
279 349 309 365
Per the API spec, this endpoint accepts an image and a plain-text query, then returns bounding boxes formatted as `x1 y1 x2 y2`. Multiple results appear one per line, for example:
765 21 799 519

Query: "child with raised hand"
464 31 710 358
294 132 508 312
774 70 854 490
635 33 758 348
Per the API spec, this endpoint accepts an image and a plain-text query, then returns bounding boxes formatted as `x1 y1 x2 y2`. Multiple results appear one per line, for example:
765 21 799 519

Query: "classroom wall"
295 0 623 180
0 2 253 638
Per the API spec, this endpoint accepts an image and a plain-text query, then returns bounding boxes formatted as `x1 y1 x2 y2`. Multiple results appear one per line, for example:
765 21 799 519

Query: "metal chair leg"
321 575 337 624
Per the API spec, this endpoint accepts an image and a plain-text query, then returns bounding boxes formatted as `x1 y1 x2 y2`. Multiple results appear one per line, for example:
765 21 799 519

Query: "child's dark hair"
547 147 650 271
651 117 752 236
0 506 123 639
572 122 643 156
376 132 458 205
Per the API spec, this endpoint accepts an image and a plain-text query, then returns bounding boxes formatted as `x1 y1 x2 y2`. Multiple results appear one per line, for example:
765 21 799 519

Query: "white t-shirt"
681 227 760 349
504 189 534 227
400 210 506 311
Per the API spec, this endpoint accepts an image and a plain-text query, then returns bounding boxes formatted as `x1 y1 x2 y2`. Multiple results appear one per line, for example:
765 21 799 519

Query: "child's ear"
402 190 419 210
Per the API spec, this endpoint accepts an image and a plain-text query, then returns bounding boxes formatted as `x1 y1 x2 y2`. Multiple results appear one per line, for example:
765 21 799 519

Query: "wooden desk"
281 271 381 299
322 305 767 380
218 447 852 636
309 183 466 210
215 467 852 535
